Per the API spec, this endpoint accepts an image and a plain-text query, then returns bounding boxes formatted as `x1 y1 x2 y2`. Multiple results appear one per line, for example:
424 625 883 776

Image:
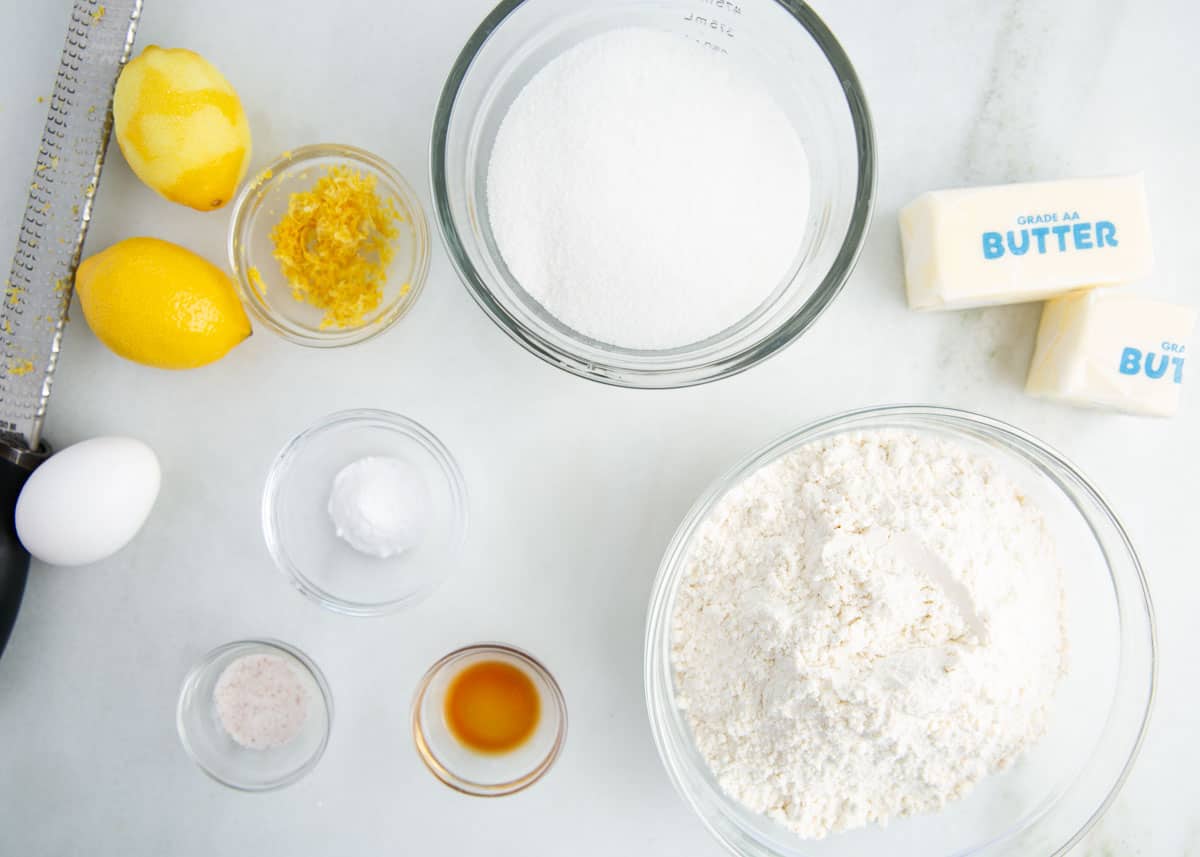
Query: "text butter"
900 175 1153 310
1026 290 1197 417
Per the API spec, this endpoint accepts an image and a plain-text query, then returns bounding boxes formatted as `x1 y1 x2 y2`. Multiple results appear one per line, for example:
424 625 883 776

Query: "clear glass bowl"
176 639 333 792
228 143 430 347
411 643 568 796
644 406 1156 857
431 0 875 388
262 409 468 616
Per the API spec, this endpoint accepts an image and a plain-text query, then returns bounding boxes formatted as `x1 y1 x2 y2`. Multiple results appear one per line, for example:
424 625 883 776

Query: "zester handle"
0 445 49 657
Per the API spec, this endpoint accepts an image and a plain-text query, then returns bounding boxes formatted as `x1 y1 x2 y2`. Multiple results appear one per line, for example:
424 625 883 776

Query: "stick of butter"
1026 290 1197 416
900 175 1153 310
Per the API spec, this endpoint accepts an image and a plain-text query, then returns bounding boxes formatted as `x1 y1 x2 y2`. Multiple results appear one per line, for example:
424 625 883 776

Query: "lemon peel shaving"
247 266 266 298
268 165 399 329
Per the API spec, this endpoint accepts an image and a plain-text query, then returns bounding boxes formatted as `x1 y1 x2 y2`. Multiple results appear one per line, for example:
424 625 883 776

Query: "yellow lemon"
113 46 251 211
76 237 251 369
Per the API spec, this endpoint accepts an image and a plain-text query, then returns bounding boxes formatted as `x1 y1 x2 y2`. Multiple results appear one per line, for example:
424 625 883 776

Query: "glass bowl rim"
227 142 431 349
429 0 877 389
643 403 1157 856
410 642 569 797
175 638 334 793
260 408 470 617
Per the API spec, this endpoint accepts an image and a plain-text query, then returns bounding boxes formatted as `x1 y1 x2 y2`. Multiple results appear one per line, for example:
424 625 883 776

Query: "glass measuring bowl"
432 0 875 388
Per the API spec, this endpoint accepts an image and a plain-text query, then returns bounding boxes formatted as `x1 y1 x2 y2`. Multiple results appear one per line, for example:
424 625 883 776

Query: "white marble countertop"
0 1 1195 854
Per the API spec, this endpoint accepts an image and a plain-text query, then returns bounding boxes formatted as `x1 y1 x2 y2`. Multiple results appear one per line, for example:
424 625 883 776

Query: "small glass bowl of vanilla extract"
411 643 567 796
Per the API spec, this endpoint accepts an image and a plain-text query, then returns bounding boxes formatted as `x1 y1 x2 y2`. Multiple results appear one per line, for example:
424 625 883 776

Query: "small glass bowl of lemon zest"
227 144 429 348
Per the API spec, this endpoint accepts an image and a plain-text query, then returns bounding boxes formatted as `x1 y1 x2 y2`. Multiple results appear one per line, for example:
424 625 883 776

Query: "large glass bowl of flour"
432 0 874 388
645 406 1156 857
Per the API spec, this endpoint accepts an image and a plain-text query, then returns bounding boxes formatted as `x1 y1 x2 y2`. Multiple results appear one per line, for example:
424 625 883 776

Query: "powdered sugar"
671 430 1068 839
487 28 810 350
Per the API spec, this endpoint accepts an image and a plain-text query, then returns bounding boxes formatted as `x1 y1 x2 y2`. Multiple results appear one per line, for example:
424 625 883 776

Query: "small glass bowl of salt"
176 639 332 792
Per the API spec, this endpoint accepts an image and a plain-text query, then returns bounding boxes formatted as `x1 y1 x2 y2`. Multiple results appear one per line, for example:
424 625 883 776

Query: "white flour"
487 28 810 350
671 430 1068 839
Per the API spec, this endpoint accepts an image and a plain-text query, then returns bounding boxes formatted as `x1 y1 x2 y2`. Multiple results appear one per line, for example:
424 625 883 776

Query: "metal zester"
0 0 142 658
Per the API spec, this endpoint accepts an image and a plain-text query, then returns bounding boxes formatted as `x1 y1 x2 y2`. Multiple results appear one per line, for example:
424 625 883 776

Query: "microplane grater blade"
1 0 141 450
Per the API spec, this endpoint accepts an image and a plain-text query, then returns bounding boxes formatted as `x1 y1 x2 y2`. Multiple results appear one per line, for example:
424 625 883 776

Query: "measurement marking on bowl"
683 12 736 40
688 37 729 53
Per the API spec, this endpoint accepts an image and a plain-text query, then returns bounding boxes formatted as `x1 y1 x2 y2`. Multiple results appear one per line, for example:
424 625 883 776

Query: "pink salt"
213 653 309 749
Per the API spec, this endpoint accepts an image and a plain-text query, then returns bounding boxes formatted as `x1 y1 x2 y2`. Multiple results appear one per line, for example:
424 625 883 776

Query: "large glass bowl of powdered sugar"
431 0 875 388
644 405 1155 857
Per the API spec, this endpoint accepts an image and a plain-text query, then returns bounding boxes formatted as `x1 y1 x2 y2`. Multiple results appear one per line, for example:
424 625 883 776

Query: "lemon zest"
267 166 399 329
247 266 266 298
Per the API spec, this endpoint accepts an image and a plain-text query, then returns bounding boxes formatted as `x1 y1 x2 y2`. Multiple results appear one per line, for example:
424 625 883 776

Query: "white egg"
15 436 160 567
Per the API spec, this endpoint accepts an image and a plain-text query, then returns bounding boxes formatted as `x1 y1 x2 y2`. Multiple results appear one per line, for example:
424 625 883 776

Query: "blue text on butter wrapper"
981 211 1118 260
1119 344 1186 383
